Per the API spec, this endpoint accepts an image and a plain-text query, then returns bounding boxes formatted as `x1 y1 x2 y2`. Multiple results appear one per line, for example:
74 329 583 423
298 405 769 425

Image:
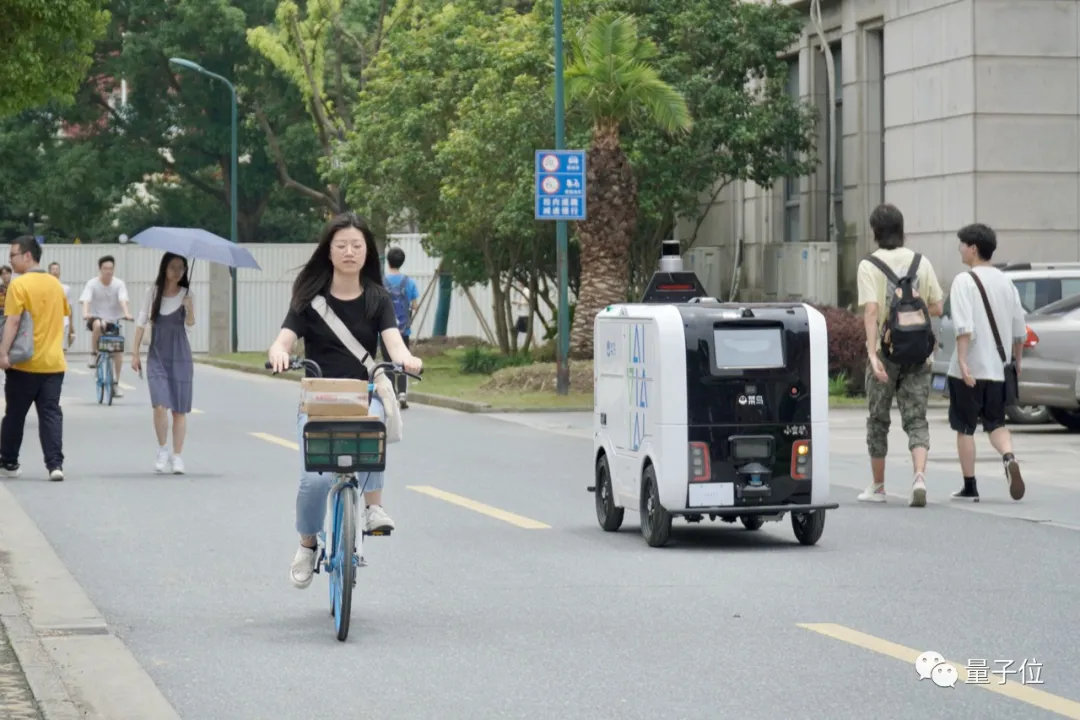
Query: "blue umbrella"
129 227 261 269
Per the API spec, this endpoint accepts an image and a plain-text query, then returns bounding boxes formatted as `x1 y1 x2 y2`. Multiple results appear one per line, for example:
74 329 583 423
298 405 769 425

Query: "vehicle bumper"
669 502 839 518
1017 363 1080 410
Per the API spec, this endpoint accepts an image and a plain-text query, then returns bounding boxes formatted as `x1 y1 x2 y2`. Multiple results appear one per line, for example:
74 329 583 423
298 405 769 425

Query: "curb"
0 484 182 720
194 357 593 414
0 569 81 720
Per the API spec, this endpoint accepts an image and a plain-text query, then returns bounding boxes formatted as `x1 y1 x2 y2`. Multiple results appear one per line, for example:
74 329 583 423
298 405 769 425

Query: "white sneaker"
857 483 887 503
171 456 185 475
155 448 170 474
49 468 64 482
365 505 396 533
289 545 318 589
910 473 927 508
112 383 123 399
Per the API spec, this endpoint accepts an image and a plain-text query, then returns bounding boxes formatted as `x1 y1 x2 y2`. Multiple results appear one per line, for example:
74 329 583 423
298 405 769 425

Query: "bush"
813 305 867 387
458 345 533 375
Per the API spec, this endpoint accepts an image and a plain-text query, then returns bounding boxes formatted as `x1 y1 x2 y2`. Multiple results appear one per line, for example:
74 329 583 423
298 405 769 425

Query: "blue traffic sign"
535 150 586 221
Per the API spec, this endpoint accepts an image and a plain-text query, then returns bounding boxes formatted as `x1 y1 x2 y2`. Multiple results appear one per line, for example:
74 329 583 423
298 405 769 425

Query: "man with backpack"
383 247 420 407
856 203 945 507
945 223 1026 502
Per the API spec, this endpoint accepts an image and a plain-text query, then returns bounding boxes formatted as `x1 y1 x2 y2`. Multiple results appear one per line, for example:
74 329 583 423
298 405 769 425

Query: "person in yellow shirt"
854 204 944 508
0 237 71 481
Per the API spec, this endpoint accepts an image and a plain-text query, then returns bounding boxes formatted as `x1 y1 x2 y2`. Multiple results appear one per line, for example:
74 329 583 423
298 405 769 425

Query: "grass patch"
209 351 866 410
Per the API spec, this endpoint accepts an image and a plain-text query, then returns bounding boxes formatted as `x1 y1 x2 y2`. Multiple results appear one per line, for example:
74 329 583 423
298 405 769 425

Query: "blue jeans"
295 397 386 536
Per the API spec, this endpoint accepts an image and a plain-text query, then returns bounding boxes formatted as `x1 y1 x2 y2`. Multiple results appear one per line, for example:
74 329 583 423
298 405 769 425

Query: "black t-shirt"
281 285 398 380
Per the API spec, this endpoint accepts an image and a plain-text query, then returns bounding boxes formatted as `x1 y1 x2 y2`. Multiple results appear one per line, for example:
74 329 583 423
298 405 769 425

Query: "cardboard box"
300 378 369 406
302 402 370 417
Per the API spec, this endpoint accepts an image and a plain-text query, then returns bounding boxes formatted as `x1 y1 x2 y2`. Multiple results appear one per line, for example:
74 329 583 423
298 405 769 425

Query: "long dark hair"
290 212 383 313
151 252 190 323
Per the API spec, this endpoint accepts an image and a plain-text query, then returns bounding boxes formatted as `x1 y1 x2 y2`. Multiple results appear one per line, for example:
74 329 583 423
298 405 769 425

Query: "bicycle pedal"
363 528 392 537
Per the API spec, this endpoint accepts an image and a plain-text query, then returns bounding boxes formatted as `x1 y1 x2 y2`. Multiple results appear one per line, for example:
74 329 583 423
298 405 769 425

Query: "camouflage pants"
865 354 932 458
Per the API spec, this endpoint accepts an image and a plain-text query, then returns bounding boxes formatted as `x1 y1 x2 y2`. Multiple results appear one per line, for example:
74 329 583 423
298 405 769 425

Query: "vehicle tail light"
689 442 711 482
791 440 811 480
1024 326 1039 348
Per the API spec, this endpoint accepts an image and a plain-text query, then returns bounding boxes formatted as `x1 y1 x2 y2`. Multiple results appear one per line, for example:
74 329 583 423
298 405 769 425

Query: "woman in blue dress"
131 252 194 475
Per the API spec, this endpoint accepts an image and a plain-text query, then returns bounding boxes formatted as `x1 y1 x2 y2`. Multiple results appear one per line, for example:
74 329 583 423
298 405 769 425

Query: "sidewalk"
0 623 42 720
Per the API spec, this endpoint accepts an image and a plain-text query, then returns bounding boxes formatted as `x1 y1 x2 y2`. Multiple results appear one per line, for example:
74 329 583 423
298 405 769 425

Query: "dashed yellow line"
798 623 1080 718
249 432 299 450
406 485 550 529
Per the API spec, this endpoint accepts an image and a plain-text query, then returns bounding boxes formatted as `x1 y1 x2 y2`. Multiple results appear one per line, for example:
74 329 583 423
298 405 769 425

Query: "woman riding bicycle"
267 212 423 590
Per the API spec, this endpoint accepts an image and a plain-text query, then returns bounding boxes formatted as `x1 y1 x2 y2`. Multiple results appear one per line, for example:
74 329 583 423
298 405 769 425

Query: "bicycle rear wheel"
331 485 356 642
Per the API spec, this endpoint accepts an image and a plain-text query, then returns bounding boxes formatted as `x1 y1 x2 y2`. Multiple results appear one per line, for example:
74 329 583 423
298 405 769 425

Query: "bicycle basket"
302 419 387 473
97 334 125 354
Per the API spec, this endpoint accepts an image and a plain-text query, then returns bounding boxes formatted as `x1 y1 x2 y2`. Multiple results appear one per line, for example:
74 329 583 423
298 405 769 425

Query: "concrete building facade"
679 0 1080 308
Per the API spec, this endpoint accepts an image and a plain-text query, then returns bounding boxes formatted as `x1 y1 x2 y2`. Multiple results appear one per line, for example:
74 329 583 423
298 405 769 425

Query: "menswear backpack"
387 275 412 334
865 253 935 365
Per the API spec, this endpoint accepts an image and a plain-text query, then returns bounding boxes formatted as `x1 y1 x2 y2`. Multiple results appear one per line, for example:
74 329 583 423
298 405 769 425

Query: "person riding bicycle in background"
80 255 133 398
131 252 196 475
382 246 419 408
267 212 423 590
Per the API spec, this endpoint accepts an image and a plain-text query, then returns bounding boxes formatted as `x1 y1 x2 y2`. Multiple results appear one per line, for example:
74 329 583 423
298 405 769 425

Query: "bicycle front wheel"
331 485 356 642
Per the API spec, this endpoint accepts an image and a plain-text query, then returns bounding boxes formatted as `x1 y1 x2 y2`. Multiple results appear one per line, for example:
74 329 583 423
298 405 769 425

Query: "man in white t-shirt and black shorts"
946 223 1026 502
79 255 133 397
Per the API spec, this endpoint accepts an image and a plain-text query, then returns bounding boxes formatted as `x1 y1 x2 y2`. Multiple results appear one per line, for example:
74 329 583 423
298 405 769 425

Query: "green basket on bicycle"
302 419 387 473
97 335 125 354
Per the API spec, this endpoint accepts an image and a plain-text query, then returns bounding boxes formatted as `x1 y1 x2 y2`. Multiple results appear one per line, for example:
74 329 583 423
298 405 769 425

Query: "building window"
783 58 800 242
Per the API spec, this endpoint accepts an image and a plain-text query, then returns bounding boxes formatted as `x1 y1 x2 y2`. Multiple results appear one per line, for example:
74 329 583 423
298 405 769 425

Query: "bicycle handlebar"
264 356 423 382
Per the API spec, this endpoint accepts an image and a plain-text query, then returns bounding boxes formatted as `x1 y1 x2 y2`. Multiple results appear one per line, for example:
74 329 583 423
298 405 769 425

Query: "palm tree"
563 12 692 359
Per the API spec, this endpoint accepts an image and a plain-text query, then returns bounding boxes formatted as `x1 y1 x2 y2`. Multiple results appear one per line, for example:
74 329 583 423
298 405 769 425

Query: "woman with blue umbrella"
131 252 194 474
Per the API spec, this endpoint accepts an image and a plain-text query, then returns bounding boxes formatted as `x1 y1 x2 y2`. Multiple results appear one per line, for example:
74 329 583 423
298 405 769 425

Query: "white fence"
5 235 548 354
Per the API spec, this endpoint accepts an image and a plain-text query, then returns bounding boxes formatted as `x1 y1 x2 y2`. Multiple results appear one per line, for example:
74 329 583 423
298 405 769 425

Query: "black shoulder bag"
968 271 1019 406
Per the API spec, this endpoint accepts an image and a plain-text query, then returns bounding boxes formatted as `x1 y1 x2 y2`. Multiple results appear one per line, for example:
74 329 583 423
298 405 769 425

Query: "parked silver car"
932 262 1080 424
1017 293 1080 431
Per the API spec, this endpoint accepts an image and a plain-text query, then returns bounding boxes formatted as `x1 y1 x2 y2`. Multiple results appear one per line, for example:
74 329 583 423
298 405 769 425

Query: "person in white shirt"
946 223 1026 502
47 262 75 350
79 254 133 396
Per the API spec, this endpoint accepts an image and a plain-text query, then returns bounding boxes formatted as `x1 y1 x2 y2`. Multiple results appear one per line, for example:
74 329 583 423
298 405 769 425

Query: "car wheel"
1006 405 1051 425
1048 407 1080 432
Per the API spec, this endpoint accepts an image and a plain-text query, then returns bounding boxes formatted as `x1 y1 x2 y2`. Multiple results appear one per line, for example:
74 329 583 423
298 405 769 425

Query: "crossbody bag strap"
968 271 1007 364
310 295 378 376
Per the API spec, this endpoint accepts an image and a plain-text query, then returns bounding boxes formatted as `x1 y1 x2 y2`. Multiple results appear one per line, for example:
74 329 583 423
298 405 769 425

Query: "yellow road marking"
249 432 299 450
406 485 550 529
798 623 1080 718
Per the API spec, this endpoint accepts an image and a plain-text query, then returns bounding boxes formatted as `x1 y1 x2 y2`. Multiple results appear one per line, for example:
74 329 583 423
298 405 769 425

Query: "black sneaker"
0 462 20 478
1005 459 1025 501
951 486 980 502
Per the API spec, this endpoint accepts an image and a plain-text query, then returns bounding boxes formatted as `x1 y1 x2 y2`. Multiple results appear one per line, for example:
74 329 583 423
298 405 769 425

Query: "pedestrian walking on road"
0 237 71 481
267 212 423 590
945 223 1026 502
131 252 195 475
855 204 945 507
381 246 419 408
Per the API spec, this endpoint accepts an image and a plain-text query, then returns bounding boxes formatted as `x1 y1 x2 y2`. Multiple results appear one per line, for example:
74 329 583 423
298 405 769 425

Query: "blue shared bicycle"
93 319 130 406
268 356 421 642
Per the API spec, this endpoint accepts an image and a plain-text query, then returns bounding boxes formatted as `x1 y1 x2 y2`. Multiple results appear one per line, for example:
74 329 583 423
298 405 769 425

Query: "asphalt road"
3 359 1080 720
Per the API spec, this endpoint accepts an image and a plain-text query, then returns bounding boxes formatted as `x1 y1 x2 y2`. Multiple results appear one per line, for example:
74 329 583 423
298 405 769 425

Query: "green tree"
63 0 325 242
613 0 818 295
0 0 110 117
248 0 396 216
564 12 692 358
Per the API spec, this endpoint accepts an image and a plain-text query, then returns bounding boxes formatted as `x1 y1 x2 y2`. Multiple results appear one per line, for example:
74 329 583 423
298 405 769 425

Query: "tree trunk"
569 125 636 359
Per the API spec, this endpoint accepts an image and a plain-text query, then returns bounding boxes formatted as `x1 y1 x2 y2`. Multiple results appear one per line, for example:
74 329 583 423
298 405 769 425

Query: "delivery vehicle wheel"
640 464 672 548
740 515 764 531
791 510 826 546
594 455 624 532
1006 405 1050 425
1048 407 1080 431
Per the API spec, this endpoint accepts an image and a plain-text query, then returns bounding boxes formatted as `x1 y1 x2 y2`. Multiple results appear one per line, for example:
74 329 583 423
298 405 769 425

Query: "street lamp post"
169 57 239 353
552 0 570 395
